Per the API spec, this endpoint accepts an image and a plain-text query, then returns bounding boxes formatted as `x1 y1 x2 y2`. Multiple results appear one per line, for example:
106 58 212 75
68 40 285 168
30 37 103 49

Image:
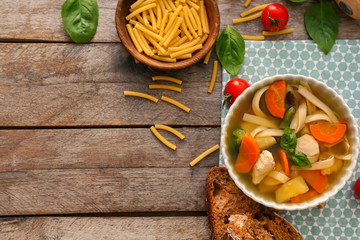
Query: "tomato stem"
223 94 232 108
267 11 285 32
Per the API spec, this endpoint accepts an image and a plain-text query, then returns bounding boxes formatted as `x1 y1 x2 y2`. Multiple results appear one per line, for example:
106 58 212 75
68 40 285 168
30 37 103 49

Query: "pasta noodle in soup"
228 80 350 203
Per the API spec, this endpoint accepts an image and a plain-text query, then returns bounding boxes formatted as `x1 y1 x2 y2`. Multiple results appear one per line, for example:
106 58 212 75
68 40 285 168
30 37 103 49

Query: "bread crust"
206 167 303 240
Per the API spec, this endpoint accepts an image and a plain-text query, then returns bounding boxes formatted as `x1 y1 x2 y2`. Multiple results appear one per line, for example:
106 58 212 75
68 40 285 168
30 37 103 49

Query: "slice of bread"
206 167 303 240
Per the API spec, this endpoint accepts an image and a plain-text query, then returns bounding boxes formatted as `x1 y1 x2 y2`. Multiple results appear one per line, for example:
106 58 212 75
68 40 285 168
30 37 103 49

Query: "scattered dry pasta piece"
240 4 269 17
150 126 176 150
233 11 262 24
152 76 183 84
149 84 182 92
241 35 265 41
208 60 218 93
244 0 252 7
203 48 212 64
190 144 219 166
263 28 294 36
124 91 159 103
161 96 190 112
155 124 185 139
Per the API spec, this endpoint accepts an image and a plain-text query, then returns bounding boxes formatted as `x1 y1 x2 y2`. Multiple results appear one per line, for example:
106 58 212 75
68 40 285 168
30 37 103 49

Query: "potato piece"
321 158 343 175
263 176 282 186
255 137 277 149
275 176 309 203
259 180 279 193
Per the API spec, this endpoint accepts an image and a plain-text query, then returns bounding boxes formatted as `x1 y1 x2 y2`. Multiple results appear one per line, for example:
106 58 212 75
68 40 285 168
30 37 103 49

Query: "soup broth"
228 80 351 203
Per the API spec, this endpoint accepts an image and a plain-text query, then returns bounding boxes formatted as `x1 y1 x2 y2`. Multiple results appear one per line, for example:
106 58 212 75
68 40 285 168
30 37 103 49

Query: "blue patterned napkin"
219 40 360 240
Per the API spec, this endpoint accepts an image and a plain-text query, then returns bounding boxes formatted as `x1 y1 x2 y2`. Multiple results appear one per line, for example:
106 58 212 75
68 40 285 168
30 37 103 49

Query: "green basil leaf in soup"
61 0 99 43
291 153 312 168
215 25 245 76
304 0 339 54
280 127 297 155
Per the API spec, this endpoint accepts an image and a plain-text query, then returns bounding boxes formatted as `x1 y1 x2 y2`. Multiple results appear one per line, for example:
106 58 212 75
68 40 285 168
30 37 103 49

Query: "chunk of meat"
252 150 275 184
295 134 320 163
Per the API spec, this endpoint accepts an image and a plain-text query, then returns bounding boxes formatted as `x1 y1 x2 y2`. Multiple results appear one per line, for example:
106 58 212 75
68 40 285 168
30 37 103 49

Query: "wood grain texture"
0 167 211 215
0 0 118 42
0 43 221 127
0 128 219 171
0 0 359 43
0 216 210 240
219 0 360 40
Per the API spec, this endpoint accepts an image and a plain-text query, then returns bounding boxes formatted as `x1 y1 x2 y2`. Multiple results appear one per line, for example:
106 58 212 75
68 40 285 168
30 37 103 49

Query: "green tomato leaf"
61 0 99 44
280 127 297 155
291 153 312 168
215 25 245 76
304 1 339 54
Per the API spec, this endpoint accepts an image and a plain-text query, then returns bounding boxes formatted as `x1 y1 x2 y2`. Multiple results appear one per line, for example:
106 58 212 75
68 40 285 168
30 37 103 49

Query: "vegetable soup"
228 80 351 203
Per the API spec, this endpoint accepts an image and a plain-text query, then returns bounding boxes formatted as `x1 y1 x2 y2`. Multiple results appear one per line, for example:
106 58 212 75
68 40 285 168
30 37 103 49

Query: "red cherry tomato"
224 78 250 106
355 177 360 199
261 3 289 32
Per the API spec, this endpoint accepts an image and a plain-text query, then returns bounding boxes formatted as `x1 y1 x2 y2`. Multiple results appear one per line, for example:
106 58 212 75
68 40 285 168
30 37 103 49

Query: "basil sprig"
280 127 297 155
215 25 245 76
291 153 312 168
61 0 99 44
280 127 311 168
304 0 339 54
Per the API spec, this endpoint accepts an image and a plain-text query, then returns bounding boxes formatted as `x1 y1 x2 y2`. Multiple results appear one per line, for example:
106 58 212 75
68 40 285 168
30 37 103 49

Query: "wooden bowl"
115 0 220 71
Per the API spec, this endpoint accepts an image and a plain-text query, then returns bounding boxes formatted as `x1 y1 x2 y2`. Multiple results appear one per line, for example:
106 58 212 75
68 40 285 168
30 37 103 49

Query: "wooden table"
0 0 359 239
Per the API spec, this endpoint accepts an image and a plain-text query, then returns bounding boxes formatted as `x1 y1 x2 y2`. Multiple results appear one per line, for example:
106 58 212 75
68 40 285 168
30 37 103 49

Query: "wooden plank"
0 0 359 42
220 0 360 40
224 0 360 40
0 43 221 127
0 216 210 240
0 127 219 171
0 0 118 43
0 167 212 215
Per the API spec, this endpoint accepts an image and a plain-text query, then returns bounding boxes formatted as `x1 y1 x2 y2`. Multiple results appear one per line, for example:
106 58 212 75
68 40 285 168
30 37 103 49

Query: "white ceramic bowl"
221 74 359 210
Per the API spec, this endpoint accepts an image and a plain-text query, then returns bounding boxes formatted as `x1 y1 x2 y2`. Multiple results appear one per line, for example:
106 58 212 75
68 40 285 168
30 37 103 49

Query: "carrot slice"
291 189 319 203
265 80 286 119
235 132 260 173
309 123 347 144
278 149 290 177
299 170 327 193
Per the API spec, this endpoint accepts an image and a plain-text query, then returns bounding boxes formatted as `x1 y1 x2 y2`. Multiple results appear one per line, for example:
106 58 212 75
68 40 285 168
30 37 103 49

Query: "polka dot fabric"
219 40 360 240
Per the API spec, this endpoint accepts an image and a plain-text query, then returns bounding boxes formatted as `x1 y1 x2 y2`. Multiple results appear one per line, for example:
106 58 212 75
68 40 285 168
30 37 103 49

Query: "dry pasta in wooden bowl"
115 0 220 70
